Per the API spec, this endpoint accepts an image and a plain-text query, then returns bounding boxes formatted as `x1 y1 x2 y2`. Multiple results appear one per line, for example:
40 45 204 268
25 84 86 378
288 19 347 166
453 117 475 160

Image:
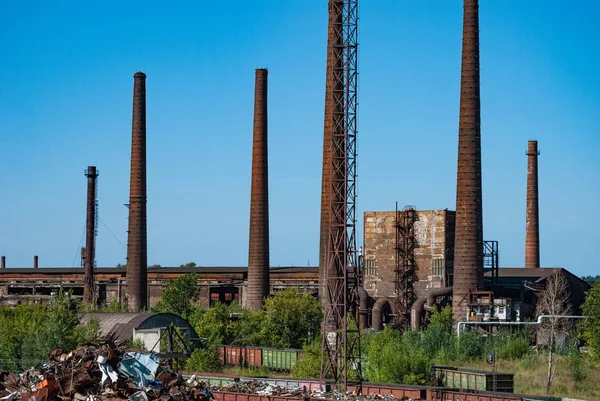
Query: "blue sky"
0 1 598 276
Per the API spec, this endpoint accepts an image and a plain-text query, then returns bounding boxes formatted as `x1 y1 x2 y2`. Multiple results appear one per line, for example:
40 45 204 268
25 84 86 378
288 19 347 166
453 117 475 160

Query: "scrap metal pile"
0 343 412 401
0 343 215 401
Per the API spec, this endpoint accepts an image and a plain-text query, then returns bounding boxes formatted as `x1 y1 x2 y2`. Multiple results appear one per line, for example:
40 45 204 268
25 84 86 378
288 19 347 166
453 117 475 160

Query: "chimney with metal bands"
126 72 148 312
452 0 484 320
525 140 540 268
319 0 343 300
83 166 99 303
246 68 270 312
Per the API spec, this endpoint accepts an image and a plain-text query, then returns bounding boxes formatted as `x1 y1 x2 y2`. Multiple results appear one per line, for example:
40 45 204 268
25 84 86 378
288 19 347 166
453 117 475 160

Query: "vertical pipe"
33 255 38 269
246 68 270 312
83 166 99 303
525 140 540 268
1 256 5 269
452 0 483 320
126 72 148 312
319 0 343 300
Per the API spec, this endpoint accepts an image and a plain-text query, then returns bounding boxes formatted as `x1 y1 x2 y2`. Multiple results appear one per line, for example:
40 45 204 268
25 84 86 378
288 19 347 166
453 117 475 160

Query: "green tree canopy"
152 272 199 319
261 287 322 349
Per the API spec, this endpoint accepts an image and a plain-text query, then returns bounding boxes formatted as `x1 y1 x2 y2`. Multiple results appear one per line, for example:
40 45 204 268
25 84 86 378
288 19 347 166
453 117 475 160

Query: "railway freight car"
218 345 304 371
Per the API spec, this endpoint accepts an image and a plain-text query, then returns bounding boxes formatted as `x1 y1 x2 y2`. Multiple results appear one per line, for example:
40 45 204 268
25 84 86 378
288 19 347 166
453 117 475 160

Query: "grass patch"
454 353 600 400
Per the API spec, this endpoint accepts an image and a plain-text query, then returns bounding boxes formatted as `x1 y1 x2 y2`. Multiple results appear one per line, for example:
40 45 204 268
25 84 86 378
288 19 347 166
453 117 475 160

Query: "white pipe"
456 315 585 338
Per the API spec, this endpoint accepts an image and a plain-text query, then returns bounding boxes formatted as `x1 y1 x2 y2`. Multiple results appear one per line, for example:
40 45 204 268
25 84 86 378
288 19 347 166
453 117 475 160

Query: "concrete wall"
363 210 455 299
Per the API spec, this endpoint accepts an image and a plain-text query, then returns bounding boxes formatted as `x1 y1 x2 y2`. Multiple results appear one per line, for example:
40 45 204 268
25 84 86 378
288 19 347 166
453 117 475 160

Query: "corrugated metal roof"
79 312 197 343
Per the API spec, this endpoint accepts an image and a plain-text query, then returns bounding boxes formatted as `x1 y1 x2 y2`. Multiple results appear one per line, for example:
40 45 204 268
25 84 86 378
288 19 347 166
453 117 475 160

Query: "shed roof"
79 312 197 343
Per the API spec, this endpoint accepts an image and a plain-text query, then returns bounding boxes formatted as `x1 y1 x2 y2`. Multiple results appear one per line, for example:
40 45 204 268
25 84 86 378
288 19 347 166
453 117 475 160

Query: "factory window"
432 258 445 277
365 259 377 276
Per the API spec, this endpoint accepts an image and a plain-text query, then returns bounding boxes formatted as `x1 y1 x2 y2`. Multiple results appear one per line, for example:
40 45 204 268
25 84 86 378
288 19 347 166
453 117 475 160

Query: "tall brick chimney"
1 256 5 269
319 0 343 300
83 166 99 303
452 0 484 320
525 140 540 268
33 255 38 269
126 72 148 312
246 68 270 312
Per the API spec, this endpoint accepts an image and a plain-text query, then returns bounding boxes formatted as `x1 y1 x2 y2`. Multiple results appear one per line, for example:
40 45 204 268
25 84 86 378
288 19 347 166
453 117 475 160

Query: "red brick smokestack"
33 255 38 269
1 256 5 269
319 0 343 300
452 0 484 320
126 72 148 312
246 68 270 312
525 140 540 268
83 166 99 303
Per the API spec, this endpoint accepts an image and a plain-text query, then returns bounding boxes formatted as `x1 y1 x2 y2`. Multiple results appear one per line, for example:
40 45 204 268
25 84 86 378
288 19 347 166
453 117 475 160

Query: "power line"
71 223 86 267
98 216 126 250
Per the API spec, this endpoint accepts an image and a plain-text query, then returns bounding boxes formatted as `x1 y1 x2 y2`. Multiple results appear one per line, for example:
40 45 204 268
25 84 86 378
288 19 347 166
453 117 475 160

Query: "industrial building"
0 265 317 308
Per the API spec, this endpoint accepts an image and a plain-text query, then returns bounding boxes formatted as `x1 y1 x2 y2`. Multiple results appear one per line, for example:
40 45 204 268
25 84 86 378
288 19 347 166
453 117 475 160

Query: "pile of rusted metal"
0 344 414 401
0 343 215 401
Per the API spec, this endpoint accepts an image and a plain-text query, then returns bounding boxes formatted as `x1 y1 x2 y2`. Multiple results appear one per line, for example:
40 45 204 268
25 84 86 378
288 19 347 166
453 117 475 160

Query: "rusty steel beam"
246 68 270 312
126 72 148 312
319 0 344 300
525 140 540 268
452 0 484 320
83 166 99 303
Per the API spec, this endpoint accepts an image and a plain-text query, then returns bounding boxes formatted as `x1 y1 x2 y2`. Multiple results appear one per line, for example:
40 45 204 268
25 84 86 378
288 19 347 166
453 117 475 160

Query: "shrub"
292 340 322 379
185 346 223 373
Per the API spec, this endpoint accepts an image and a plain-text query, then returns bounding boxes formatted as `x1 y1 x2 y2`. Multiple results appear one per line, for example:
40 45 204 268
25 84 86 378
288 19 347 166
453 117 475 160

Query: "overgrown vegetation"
1 271 598 400
583 279 600 359
184 287 323 373
0 291 101 371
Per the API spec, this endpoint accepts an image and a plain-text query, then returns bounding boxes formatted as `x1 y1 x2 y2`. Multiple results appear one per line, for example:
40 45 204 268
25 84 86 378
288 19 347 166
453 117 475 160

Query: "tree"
536 271 572 394
152 273 199 319
261 288 322 349
583 280 600 359
22 291 81 366
180 262 197 268
582 275 600 285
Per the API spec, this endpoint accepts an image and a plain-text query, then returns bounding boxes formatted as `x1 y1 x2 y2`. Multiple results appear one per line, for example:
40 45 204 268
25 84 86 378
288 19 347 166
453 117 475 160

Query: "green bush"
363 328 432 385
185 346 223 373
291 340 322 379
569 349 590 382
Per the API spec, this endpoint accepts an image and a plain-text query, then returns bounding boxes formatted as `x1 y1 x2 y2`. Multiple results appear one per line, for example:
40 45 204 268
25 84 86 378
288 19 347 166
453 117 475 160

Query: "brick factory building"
362 209 456 299
0 266 318 308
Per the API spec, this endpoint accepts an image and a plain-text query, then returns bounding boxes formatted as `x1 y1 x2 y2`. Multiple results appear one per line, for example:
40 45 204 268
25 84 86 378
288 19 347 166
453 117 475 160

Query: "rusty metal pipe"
83 166 98 303
372 298 390 332
411 286 453 330
246 68 270 312
126 72 148 312
525 140 540 268
452 0 484 320
358 286 369 329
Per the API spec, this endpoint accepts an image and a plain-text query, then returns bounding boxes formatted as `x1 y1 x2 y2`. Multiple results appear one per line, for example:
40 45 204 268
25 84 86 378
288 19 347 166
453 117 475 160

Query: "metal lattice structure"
483 240 499 289
321 0 362 392
391 204 419 330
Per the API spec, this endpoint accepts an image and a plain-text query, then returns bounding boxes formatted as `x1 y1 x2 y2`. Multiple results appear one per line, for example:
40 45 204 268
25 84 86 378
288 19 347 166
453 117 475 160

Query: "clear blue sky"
1 1 598 276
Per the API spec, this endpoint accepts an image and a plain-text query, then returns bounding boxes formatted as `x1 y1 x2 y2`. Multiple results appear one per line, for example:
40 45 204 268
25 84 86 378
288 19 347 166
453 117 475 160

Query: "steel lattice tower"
320 0 362 392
